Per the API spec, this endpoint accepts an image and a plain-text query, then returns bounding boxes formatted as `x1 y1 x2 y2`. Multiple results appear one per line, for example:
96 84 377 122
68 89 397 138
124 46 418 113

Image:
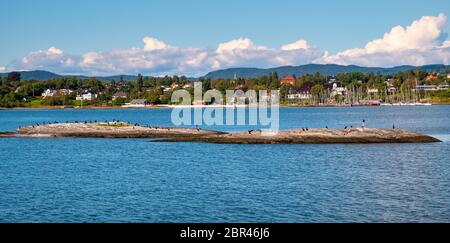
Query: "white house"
438 83 449 90
385 80 397 93
161 85 172 92
388 87 397 93
287 86 312 101
112 91 128 101
415 85 438 91
76 92 97 101
123 99 151 107
287 93 311 100
183 83 193 89
367 88 379 94
41 89 57 97
331 83 346 97
59 89 73 95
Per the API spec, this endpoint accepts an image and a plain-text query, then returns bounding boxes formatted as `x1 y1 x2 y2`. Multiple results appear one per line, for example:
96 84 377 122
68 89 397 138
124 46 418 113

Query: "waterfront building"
387 87 397 93
328 82 347 97
287 86 312 103
128 99 151 107
260 91 279 103
59 89 73 95
161 85 172 92
112 91 128 101
367 88 379 94
41 89 57 97
76 91 97 101
415 85 438 91
183 83 193 89
385 80 398 93
438 83 449 90
328 77 338 83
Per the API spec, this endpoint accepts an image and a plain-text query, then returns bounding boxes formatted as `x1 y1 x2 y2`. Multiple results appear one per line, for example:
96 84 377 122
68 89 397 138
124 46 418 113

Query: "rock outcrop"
155 128 441 144
10 122 226 138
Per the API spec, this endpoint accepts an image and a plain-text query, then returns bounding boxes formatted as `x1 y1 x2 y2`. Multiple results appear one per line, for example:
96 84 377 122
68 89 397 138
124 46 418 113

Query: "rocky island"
156 128 441 144
0 122 441 144
0 122 226 138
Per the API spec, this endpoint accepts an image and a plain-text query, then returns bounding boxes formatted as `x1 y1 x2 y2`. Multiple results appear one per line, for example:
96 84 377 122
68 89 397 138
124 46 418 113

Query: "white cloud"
216 37 266 54
0 66 5 72
10 46 81 73
281 40 310 51
322 13 450 66
9 37 324 76
210 37 324 69
47 46 63 55
143 37 168 51
81 52 101 66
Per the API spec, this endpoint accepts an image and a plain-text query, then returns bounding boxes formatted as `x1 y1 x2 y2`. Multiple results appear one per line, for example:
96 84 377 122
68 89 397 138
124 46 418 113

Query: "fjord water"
0 106 449 222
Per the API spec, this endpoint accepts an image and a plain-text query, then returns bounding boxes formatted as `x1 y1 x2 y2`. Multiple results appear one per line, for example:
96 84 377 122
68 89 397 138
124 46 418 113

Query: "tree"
280 84 291 99
145 88 162 104
269 72 280 90
112 97 127 106
7 72 21 82
136 74 143 92
41 96 63 106
271 72 279 82
311 84 324 97
0 92 20 107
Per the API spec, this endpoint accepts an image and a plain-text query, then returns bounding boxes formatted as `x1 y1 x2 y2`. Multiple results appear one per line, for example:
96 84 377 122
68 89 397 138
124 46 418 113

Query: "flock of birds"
21 119 205 132
21 119 396 132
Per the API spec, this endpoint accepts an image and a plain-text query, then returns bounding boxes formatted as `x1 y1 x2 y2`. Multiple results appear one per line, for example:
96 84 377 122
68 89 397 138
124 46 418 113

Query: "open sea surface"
0 106 449 222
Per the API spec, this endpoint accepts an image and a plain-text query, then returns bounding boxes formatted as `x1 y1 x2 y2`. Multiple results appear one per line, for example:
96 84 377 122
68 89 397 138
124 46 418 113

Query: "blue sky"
1 0 449 75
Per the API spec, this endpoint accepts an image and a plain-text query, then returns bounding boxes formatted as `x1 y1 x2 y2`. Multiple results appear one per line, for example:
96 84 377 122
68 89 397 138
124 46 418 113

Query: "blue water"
0 106 449 222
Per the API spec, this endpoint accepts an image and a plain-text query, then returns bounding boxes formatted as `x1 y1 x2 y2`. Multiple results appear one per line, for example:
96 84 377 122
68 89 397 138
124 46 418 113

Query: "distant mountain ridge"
204 64 450 79
0 70 139 82
1 64 449 81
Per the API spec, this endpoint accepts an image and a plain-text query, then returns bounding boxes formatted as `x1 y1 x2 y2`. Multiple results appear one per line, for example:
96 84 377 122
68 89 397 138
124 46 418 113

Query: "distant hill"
0 70 63 80
96 75 139 82
1 64 449 81
204 64 450 79
0 70 138 81
0 71 198 81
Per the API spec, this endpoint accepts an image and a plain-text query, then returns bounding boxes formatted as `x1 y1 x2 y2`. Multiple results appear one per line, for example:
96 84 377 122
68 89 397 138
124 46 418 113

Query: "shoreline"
1 103 450 111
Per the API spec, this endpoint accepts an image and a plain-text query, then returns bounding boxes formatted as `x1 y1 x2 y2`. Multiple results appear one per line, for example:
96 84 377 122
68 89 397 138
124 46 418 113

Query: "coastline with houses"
1 68 450 109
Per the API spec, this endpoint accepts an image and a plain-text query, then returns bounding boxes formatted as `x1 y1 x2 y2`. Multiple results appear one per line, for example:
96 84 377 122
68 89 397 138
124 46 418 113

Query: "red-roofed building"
280 75 296 86
425 75 438 81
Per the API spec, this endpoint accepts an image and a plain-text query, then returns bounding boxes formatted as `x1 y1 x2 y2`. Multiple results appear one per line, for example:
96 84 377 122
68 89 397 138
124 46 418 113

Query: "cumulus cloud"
143 37 168 51
8 37 324 76
8 46 82 74
281 40 311 51
322 13 450 66
210 37 324 69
